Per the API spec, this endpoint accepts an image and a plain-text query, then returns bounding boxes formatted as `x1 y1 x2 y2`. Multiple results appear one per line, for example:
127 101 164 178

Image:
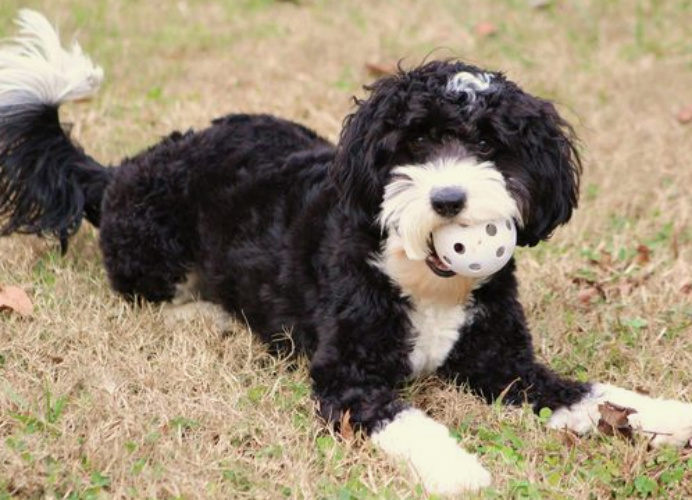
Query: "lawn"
1 0 692 498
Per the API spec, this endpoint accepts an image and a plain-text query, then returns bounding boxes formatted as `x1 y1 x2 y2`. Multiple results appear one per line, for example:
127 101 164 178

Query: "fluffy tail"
0 9 112 251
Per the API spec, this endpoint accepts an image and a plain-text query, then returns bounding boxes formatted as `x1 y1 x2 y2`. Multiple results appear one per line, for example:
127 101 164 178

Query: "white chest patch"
408 301 468 376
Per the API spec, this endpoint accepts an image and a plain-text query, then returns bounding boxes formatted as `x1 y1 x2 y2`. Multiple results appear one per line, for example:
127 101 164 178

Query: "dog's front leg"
547 384 692 447
439 296 591 413
310 298 490 495
440 297 692 448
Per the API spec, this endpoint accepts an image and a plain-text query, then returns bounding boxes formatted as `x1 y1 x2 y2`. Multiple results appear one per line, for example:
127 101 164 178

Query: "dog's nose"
430 187 466 217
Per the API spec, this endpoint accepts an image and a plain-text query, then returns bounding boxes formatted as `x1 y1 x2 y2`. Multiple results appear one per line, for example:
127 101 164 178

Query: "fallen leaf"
635 244 651 265
365 62 397 78
597 401 637 442
677 105 692 124
681 282 692 294
474 21 498 38
0 285 33 316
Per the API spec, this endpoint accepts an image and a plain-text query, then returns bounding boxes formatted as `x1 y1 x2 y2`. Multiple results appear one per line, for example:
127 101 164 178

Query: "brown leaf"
474 21 498 38
681 281 692 294
677 104 692 124
0 285 33 316
635 244 651 265
340 409 354 440
365 62 397 78
597 402 637 442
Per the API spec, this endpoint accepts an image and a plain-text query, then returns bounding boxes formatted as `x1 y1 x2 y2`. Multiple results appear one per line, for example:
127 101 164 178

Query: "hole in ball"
443 256 452 265
454 243 465 254
506 220 512 230
486 223 497 236
496 246 505 258
469 263 481 271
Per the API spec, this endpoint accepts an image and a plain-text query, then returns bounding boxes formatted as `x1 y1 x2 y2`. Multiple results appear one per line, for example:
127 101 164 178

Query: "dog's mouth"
425 239 456 278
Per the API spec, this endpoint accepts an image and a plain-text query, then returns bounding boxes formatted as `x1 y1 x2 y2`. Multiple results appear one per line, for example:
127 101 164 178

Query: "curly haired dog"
2 11 692 495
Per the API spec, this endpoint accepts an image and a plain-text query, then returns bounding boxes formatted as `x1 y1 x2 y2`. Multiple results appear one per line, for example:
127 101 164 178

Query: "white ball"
432 219 517 278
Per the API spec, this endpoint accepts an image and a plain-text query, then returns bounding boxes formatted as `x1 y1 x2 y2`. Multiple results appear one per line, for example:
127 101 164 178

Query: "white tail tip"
0 9 104 107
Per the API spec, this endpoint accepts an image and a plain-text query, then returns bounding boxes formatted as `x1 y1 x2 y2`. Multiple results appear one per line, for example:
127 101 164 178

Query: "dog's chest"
407 301 468 376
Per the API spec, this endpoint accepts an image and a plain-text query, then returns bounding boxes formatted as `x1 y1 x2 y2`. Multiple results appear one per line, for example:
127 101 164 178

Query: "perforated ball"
432 219 517 278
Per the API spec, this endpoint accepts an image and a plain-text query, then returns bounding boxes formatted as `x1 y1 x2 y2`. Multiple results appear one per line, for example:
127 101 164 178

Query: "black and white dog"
2 10 691 495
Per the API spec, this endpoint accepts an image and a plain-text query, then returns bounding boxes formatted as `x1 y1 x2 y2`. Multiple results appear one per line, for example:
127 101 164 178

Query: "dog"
2 10 692 496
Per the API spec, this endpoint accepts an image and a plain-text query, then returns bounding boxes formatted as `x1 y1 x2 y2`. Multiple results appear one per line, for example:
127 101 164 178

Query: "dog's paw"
372 408 491 496
627 399 692 448
548 383 692 448
413 444 492 496
547 399 600 435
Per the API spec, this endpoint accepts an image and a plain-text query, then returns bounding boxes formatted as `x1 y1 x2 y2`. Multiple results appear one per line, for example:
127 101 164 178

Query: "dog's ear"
493 90 582 247
332 76 405 219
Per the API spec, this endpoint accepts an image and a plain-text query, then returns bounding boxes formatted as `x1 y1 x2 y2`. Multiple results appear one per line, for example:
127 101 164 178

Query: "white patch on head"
372 408 491 496
548 383 692 448
446 71 494 103
379 158 520 261
407 300 469 376
0 9 104 107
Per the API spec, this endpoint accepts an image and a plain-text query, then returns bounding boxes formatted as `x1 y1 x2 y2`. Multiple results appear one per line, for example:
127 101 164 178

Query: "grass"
1 0 692 498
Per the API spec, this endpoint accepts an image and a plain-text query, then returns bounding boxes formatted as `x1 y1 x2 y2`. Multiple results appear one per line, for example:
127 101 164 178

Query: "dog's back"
99 114 332 301
0 11 332 303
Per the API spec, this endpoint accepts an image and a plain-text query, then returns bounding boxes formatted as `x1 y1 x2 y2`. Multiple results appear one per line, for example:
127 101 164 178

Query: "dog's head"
332 60 581 276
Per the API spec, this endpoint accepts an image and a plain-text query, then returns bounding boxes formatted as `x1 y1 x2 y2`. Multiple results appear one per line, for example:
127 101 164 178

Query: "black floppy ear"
496 91 582 247
331 76 405 218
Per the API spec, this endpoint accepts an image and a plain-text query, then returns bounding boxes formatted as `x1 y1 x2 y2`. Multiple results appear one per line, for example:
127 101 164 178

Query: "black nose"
430 187 466 217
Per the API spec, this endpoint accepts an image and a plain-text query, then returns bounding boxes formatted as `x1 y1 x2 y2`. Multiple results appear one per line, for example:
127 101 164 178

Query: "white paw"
627 399 692 448
372 409 491 496
548 383 692 447
547 400 600 435
413 444 492 495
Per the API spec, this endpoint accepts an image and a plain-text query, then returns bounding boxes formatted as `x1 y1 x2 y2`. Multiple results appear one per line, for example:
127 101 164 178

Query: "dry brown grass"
1 0 692 498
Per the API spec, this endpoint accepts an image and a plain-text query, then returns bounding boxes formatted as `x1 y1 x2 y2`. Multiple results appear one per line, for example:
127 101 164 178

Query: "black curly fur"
0 60 589 435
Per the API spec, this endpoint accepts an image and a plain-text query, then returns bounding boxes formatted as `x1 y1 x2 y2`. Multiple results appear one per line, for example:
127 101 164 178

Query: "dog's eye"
411 128 441 146
477 140 495 157
409 134 431 151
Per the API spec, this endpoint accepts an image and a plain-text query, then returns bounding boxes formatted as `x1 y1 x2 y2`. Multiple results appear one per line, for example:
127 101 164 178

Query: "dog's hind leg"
98 144 200 303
